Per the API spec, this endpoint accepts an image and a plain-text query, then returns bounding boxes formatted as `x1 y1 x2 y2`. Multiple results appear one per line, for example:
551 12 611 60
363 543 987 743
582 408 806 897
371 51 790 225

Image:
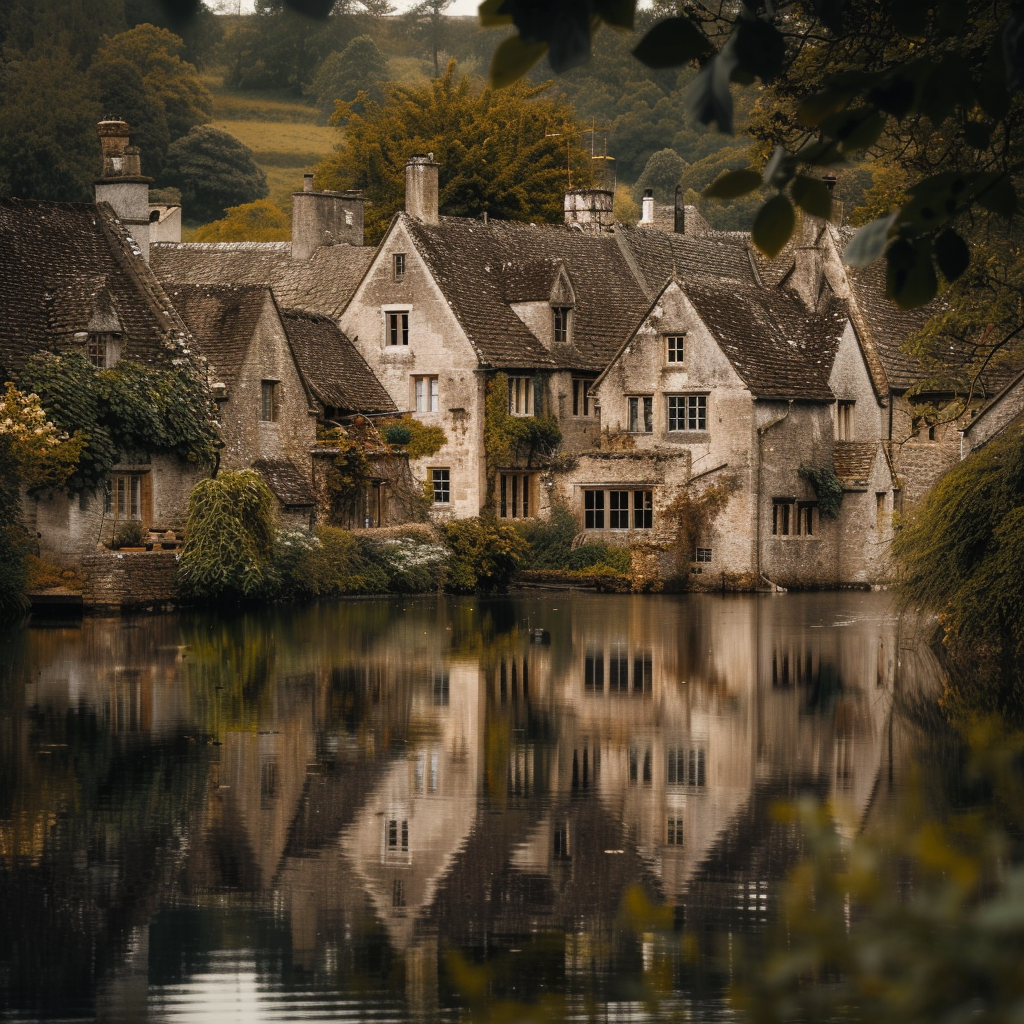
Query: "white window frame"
393 252 406 281
413 375 439 413
430 468 450 505
105 472 143 521
665 334 685 364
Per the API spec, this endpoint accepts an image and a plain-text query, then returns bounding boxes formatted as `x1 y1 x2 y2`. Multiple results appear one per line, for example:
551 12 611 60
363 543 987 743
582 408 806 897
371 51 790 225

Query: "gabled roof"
165 284 268 393
252 458 315 507
402 214 651 372
150 241 374 321
0 198 193 376
279 308 395 415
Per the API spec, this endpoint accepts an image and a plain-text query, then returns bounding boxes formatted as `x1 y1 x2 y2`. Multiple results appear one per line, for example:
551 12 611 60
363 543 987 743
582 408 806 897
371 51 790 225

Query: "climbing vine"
799 465 844 520
380 416 447 459
18 352 217 494
666 475 738 565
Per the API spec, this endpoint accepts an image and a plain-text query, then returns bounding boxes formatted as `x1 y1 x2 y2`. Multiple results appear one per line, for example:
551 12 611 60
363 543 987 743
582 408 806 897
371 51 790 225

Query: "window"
772 499 792 536
387 310 409 346
773 500 818 537
260 380 278 422
797 502 816 536
837 400 855 440
628 395 653 433
499 473 532 519
667 817 683 846
667 747 706 787
431 468 450 505
572 378 594 417
629 745 652 785
666 335 685 363
584 647 604 691
553 306 571 344
695 547 712 562
392 879 406 907
633 653 652 693
667 394 707 432
633 490 653 530
105 473 142 520
432 671 449 705
508 376 534 416
385 818 409 860
394 252 406 280
584 489 653 530
609 641 629 691
87 332 119 368
414 375 439 412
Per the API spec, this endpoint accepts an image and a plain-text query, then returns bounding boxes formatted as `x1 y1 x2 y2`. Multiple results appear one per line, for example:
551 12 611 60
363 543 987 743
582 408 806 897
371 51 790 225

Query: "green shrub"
111 520 149 549
516 505 632 575
441 517 529 593
384 424 412 446
177 470 278 601
362 531 448 593
275 526 390 598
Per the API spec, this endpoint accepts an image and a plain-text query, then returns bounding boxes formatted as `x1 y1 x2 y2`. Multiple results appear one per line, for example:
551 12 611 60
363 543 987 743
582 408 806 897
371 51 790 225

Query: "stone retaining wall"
81 551 180 611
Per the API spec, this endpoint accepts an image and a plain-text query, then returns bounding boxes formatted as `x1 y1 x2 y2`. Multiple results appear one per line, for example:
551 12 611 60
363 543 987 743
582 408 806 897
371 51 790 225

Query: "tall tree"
405 0 455 78
315 61 591 242
309 34 389 117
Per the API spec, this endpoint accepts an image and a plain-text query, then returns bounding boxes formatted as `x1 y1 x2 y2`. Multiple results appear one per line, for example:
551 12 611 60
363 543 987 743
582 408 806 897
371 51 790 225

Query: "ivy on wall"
666 475 738 568
800 465 844 519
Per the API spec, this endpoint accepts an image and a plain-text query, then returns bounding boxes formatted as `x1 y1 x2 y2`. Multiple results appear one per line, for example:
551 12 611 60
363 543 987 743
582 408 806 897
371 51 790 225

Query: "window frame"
260 380 279 423
552 305 571 344
430 468 450 505
627 395 653 433
583 488 654 531
498 472 533 520
393 252 406 281
86 331 120 369
384 308 410 347
694 546 713 563
665 334 685 364
837 399 855 441
666 393 708 433
105 472 144 521
507 375 534 417
572 377 594 417
772 499 819 537
413 374 439 413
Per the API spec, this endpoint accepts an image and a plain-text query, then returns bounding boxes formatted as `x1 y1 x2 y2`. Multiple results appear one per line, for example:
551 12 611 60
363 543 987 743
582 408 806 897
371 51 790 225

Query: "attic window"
87 332 120 369
666 335 685 363
394 253 406 281
553 306 571 344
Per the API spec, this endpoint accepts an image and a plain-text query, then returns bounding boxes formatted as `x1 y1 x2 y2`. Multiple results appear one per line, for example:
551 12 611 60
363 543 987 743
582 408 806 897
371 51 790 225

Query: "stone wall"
81 551 179 611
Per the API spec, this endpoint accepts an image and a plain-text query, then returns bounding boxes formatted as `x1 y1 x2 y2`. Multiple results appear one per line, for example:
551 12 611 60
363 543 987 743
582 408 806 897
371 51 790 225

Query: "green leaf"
886 237 937 309
963 121 992 149
633 16 711 68
763 145 796 188
838 110 886 152
843 212 897 268
975 174 1018 217
686 41 739 133
489 35 548 88
478 0 511 26
732 16 786 82
703 167 762 199
751 194 795 258
791 176 833 220
933 228 971 282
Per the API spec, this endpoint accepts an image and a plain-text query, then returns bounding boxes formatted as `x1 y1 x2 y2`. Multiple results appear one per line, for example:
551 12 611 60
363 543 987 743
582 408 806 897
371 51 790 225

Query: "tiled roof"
0 198 193 377
500 258 564 302
165 284 268 393
252 458 315 506
684 281 848 400
150 241 374 320
404 215 651 372
279 308 395 414
833 441 877 484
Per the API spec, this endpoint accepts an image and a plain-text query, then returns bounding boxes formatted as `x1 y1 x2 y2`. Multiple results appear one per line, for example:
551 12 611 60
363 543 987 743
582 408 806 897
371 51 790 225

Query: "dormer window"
87 332 120 369
553 306 571 344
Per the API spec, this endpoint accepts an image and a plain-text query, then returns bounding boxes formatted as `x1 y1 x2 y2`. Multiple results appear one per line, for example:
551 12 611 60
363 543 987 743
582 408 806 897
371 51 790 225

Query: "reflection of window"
387 310 409 346
414 375 438 412
260 380 278 422
432 672 449 706
260 759 278 803
609 642 628 691
553 306 571 344
386 818 409 860
499 473 532 519
667 817 683 846
431 468 450 505
508 376 534 415
105 473 142 520
629 745 652 785
553 824 570 860
667 394 707 432
666 335 685 363
628 395 653 432
572 378 594 417
633 653 652 693
393 879 406 907
585 647 604 692
667 747 706 787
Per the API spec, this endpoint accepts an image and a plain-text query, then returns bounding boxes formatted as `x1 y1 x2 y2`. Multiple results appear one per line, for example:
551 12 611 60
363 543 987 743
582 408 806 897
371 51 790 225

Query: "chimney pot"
405 154 439 225
640 189 655 226
303 173 314 192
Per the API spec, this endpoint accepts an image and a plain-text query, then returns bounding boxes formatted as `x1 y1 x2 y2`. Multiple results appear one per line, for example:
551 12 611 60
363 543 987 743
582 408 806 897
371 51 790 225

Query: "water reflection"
0 593 933 1022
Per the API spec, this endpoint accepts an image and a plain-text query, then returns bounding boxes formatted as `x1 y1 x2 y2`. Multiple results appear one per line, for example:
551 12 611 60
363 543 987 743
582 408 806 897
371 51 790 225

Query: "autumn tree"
162 125 269 224
193 199 291 241
315 61 591 242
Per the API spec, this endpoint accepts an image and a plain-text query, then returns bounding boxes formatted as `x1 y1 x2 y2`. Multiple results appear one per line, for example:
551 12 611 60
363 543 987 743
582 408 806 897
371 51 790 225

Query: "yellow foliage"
194 199 290 242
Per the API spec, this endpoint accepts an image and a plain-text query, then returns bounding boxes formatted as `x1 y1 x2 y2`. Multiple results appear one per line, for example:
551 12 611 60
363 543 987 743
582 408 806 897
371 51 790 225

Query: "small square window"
87 332 120 368
666 335 685 363
394 253 406 281
260 380 278 422
387 311 409 346
431 468 450 505
695 547 712 562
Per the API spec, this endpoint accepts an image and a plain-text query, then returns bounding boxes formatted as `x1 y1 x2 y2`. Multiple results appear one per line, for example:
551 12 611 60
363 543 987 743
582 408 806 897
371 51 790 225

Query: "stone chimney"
290 174 365 259
640 188 655 225
791 190 832 308
95 118 153 262
564 188 613 231
674 185 685 234
405 153 439 225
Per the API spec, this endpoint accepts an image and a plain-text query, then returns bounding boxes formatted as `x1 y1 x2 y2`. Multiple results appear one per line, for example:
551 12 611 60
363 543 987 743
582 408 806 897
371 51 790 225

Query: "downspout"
755 400 793 585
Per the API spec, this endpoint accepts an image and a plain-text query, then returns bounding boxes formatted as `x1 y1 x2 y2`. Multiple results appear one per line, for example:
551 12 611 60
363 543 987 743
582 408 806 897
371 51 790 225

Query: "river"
0 591 943 1022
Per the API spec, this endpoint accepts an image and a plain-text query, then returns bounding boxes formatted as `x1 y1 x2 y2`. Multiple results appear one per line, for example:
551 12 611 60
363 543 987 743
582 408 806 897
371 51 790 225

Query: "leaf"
731 16 786 82
842 212 897 268
963 121 992 149
791 176 833 220
1004 9 1024 92
919 55 972 124
888 0 928 36
751 194 795 258
814 0 846 33
489 35 548 88
596 0 637 31
478 0 512 27
763 145 797 188
703 167 763 199
933 228 971 282
838 110 886 152
975 174 1018 218
885 237 938 309
633 16 711 68
686 37 739 133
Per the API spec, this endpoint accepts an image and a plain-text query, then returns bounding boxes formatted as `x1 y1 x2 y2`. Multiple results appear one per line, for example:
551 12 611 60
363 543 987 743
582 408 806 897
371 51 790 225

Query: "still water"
0 591 940 1023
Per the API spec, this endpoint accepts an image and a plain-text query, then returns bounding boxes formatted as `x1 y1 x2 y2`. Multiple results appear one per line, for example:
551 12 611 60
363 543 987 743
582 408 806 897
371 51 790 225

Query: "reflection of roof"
252 458 315 506
166 284 268 393
833 441 877 485
280 309 395 414
0 198 192 375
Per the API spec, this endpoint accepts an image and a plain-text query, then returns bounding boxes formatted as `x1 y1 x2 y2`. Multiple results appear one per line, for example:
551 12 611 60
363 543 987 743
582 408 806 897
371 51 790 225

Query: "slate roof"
165 284 268 393
150 241 374 320
279 309 395 414
252 458 316 506
683 281 848 400
403 215 651 372
833 441 877 485
0 198 193 376
500 258 565 302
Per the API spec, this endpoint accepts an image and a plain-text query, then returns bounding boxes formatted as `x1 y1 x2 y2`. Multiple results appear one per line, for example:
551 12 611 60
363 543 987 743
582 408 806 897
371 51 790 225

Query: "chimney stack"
640 188 655 225
674 185 685 234
405 153 439 225
290 176 364 259
95 118 153 262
